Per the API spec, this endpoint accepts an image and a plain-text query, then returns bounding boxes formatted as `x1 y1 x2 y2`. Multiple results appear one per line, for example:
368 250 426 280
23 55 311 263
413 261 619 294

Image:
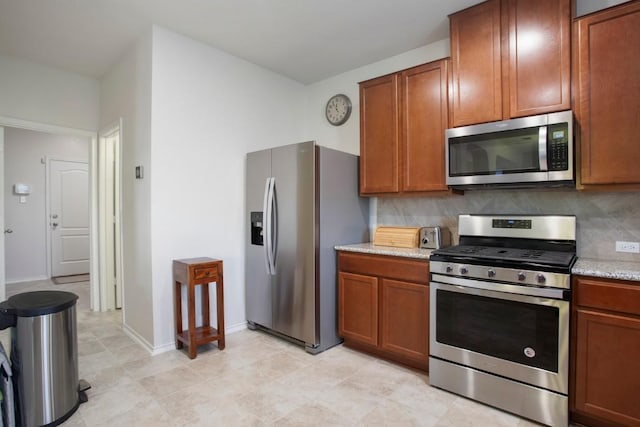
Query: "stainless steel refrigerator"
245 141 369 353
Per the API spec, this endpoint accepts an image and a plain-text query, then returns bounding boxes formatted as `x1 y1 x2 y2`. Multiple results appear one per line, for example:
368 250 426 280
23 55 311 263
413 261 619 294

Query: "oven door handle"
431 274 569 301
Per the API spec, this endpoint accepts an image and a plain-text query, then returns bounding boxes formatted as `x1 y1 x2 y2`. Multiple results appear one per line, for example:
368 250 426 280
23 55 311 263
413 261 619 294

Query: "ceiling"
0 0 481 84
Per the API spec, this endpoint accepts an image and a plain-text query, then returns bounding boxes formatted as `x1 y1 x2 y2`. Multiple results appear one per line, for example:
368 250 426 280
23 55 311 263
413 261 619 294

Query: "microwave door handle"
538 126 548 171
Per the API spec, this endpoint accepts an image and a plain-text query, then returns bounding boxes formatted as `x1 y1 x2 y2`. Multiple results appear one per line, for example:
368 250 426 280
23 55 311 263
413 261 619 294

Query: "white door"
50 159 89 277
0 127 5 300
104 132 122 308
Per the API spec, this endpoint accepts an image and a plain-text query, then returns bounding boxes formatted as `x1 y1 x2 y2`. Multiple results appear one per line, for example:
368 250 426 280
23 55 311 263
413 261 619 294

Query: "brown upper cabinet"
359 59 449 195
449 0 571 127
574 1 640 188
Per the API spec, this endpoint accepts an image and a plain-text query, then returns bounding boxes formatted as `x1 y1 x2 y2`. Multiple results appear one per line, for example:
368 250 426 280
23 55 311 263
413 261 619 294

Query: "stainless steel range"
429 214 576 427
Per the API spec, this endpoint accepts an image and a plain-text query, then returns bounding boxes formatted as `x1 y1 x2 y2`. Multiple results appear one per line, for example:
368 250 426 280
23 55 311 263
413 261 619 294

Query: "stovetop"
432 244 576 268
430 214 577 274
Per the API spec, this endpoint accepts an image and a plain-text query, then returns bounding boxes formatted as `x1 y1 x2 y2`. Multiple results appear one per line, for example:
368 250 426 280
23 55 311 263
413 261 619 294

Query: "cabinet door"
450 0 502 127
575 1 640 186
380 279 429 364
401 60 449 192
338 272 379 346
359 74 400 194
574 308 640 425
506 0 570 118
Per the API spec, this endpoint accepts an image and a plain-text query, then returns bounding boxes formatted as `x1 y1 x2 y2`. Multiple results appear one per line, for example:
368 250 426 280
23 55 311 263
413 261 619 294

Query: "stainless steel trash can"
0 291 88 427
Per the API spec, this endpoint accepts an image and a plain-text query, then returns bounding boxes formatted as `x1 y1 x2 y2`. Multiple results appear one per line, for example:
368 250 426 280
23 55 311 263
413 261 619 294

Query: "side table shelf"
173 257 225 359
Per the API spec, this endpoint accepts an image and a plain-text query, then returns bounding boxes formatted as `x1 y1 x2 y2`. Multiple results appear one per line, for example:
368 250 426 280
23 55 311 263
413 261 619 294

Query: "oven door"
429 275 569 394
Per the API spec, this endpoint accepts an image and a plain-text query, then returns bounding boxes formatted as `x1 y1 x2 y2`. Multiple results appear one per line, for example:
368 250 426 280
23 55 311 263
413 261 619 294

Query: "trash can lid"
0 291 78 317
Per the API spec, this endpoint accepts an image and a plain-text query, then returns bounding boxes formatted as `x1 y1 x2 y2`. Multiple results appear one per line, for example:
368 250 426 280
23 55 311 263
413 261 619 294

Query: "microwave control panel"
548 123 569 171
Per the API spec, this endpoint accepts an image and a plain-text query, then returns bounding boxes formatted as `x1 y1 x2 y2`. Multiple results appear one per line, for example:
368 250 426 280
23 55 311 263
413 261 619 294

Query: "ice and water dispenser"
250 212 264 246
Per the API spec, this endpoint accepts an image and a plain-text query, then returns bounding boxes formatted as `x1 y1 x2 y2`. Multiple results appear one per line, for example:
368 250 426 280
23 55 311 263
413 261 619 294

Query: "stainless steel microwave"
445 110 574 189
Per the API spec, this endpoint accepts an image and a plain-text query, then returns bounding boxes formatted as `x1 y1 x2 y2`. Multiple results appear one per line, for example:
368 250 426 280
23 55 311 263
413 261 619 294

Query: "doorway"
4 128 90 288
99 122 122 310
0 116 121 313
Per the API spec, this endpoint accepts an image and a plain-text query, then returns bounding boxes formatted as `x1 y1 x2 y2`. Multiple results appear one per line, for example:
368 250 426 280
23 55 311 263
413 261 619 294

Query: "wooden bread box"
373 226 421 248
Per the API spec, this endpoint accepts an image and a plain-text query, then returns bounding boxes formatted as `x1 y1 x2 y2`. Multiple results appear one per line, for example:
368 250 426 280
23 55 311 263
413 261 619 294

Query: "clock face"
325 94 352 126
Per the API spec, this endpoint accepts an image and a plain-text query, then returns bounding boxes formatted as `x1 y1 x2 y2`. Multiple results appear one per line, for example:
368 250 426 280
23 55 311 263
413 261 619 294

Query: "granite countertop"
336 243 640 282
572 258 640 282
334 242 433 260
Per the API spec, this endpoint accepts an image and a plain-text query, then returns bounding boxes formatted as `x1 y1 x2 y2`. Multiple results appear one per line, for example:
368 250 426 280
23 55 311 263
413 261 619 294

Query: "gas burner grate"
433 245 575 268
521 250 545 258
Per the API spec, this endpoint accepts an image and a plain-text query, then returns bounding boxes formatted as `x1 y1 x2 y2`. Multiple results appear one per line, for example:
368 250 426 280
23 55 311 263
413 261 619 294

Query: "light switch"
19 196 26 204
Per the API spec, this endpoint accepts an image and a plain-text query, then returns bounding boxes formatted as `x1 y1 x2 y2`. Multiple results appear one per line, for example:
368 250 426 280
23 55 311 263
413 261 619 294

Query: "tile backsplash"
376 189 640 262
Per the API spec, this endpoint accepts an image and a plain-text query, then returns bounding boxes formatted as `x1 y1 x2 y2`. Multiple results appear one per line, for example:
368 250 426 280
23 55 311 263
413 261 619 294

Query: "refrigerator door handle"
263 177 273 275
264 177 277 275
270 178 278 270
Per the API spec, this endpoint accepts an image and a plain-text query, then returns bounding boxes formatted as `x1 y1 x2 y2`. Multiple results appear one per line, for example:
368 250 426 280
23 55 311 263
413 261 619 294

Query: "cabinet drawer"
574 276 640 316
338 252 429 284
193 266 218 282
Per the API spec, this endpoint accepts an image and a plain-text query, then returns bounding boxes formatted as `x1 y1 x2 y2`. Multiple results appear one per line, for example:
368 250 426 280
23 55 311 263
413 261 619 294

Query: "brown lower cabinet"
571 276 640 427
337 251 429 371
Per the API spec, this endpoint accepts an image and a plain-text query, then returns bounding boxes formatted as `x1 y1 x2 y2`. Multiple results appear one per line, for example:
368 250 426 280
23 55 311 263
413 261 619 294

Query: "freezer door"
245 148 273 329
270 141 317 345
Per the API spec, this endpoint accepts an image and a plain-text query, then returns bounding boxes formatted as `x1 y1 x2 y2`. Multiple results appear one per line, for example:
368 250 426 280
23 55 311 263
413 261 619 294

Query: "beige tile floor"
4 279 548 426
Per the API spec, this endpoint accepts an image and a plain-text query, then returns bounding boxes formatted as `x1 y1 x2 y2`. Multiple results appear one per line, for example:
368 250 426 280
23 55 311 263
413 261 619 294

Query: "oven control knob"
536 273 547 284
460 266 469 275
446 265 453 273
517 272 527 281
487 269 496 278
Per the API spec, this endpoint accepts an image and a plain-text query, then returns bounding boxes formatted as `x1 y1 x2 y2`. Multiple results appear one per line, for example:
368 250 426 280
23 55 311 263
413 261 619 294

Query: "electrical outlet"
615 241 640 253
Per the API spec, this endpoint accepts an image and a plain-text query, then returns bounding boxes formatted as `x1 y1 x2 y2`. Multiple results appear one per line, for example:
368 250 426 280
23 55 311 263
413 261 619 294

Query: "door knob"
52 222 59 227
4 228 12 234
51 214 59 219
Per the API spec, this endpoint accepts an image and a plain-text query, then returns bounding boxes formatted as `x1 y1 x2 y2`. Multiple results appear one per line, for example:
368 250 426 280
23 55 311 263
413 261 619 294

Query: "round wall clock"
325 94 352 126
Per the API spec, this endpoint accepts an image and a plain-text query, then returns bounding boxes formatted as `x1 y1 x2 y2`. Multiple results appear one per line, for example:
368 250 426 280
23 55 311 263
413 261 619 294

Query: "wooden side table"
173 257 225 358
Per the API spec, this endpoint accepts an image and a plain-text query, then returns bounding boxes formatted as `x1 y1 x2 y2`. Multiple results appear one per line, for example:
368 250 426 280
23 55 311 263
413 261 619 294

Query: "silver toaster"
419 226 451 249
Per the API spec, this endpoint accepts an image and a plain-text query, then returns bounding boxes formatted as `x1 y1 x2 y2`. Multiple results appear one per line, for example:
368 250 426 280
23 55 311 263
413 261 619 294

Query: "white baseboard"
151 341 176 356
6 275 50 285
226 321 248 334
122 323 154 355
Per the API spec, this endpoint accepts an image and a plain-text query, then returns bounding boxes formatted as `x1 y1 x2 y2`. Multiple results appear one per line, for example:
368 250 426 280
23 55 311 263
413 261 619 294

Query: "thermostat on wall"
13 183 31 195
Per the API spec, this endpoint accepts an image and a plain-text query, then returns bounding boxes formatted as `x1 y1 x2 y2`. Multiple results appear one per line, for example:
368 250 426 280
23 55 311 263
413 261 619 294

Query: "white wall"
4 127 89 283
0 55 99 131
302 39 450 155
100 32 155 346
149 27 306 349
301 39 450 233
0 25 452 352
137 30 448 350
